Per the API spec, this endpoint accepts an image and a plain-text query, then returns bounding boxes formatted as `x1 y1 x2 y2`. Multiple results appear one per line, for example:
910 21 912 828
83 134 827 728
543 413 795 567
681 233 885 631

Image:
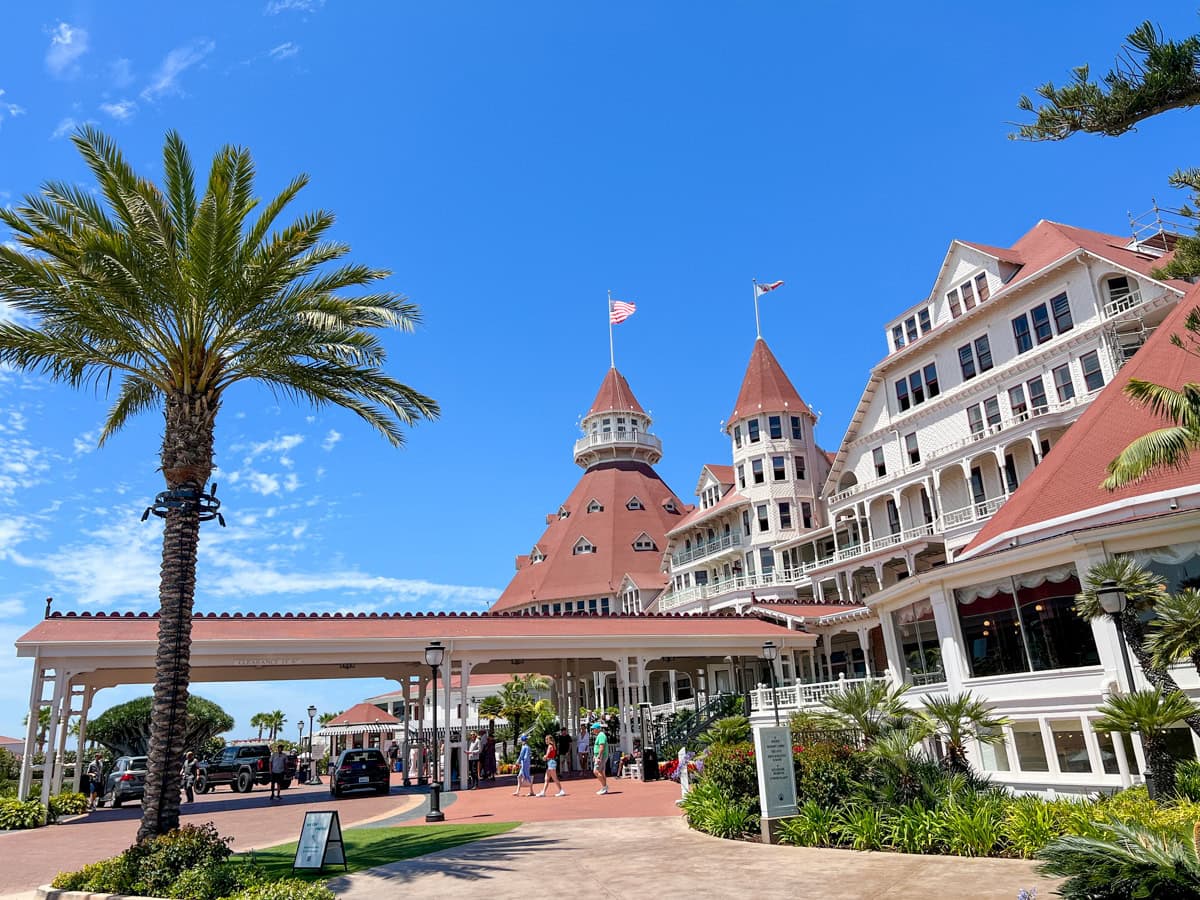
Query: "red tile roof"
957 240 1025 265
962 288 1200 559
586 368 646 417
668 485 748 534
323 702 401 726
728 338 816 423
704 464 735 486
490 460 685 611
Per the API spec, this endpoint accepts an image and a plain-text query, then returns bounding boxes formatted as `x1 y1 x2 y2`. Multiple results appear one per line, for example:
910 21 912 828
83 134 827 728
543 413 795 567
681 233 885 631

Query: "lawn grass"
236 822 521 882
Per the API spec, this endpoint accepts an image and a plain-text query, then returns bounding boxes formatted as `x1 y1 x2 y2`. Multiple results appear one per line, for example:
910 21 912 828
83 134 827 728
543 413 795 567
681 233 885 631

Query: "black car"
100 756 148 808
329 748 390 798
196 744 297 794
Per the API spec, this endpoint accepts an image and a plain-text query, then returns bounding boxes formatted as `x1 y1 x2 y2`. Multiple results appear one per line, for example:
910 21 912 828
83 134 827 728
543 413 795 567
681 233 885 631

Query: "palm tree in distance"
1093 689 1199 799
919 692 1009 775
821 680 914 744
250 713 267 740
264 711 286 742
0 128 438 840
1147 588 1200 676
477 696 503 737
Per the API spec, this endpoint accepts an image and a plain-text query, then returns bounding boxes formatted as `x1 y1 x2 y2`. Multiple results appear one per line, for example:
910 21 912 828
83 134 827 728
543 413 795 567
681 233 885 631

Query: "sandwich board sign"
293 810 348 872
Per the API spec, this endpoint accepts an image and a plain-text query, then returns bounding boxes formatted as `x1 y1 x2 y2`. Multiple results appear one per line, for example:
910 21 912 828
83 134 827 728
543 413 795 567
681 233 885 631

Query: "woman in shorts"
537 733 565 797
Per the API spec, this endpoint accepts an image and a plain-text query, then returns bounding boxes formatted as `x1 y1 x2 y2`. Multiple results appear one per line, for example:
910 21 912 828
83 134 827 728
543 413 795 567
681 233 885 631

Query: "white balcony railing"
573 430 663 457
820 522 938 567
658 570 793 611
1102 288 1144 319
670 531 745 568
749 675 886 712
940 494 1007 529
926 392 1093 462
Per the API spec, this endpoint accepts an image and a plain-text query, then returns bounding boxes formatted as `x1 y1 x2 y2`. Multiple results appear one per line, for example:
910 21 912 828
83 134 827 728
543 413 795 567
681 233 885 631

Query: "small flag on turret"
609 299 637 324
755 280 785 297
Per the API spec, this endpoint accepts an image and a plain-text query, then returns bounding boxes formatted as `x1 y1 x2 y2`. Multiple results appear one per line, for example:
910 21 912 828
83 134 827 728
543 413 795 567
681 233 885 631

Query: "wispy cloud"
246 434 304 460
72 429 98 455
269 42 300 61
141 39 215 101
99 99 137 121
45 22 89 78
265 0 323 14
50 117 88 140
109 58 135 88
321 430 341 452
0 89 25 129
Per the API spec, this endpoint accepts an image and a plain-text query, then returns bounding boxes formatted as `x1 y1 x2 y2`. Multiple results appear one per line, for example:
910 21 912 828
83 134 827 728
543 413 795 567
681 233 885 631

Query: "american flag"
755 280 785 297
610 299 637 324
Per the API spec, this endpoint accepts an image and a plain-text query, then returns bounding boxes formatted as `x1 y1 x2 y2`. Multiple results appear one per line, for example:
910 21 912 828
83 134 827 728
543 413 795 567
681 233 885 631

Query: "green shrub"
792 741 862 808
226 879 336 900
834 803 885 851
48 791 88 821
0 798 46 829
166 861 263 900
680 778 724 831
702 742 757 801
130 822 234 896
939 796 1006 857
699 715 751 748
1003 795 1071 859
50 856 136 894
882 803 944 854
778 799 838 847
680 778 758 838
1176 760 1200 802
1038 821 1200 899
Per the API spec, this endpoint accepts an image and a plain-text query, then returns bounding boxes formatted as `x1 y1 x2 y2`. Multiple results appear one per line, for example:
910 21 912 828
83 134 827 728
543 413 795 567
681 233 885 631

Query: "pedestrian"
483 732 497 781
536 733 566 797
387 742 398 773
513 735 534 797
269 743 287 801
180 751 199 803
590 721 608 795
86 752 105 811
577 727 590 775
467 731 482 789
555 727 572 778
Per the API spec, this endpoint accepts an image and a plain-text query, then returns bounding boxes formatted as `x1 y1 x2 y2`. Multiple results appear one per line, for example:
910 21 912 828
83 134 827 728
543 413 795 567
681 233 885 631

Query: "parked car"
329 748 390 798
196 744 297 794
99 756 148 808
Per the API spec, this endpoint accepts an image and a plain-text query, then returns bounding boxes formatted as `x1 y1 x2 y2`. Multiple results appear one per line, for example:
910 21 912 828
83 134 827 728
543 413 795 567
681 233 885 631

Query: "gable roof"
728 338 815 424
587 368 646 417
491 460 684 611
961 289 1200 559
324 702 401 726
703 464 735 486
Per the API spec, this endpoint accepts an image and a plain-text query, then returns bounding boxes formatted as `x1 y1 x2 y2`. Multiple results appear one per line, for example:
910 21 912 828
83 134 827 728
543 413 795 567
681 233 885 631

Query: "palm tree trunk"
1119 610 1200 738
138 392 215 842
1144 735 1176 800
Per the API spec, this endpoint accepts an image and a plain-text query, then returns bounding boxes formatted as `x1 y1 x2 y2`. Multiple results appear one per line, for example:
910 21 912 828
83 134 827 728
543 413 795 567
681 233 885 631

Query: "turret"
573 368 663 469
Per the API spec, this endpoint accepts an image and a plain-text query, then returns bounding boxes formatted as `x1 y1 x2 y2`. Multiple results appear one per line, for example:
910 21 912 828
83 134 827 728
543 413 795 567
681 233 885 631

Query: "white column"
401 675 413 785
668 669 678 707
73 685 94 793
442 657 454 792
458 660 472 789
929 586 967 692
878 610 906 683
51 680 77 795
18 664 45 799
614 660 631 755
41 670 67 808
856 627 873 677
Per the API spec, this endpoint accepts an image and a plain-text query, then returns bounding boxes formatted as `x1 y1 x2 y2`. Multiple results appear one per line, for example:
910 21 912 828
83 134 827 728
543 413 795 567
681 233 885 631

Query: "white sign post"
293 810 348 872
753 724 797 844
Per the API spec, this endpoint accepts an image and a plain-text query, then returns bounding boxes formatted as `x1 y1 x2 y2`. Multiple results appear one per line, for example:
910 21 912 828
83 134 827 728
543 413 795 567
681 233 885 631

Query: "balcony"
749 675 885 712
808 522 938 572
670 531 745 568
940 494 1006 529
927 392 1092 463
658 570 794 611
573 430 663 457
1102 288 1143 319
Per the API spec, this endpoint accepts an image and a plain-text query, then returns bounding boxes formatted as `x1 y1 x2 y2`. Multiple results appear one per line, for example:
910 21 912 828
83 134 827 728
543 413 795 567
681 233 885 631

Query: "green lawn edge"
234 822 521 884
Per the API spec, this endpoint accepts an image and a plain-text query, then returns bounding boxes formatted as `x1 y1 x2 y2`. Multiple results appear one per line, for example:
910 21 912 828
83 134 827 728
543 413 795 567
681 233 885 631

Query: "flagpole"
607 289 615 369
752 279 761 339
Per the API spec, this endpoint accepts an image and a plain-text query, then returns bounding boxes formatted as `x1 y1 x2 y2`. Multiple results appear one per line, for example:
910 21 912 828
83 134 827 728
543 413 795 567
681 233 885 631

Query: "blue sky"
0 2 1197 741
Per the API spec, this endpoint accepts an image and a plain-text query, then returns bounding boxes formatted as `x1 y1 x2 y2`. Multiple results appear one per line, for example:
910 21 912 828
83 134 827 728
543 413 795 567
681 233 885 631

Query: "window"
759 548 775 575
663 499 677 512
1004 453 1018 493
1050 293 1073 333
984 395 1001 427
1031 304 1052 343
587 499 603 513
975 335 993 372
873 447 886 477
768 415 782 439
1052 363 1074 402
736 464 745 489
909 371 925 404
531 547 545 563
756 504 769 532
742 510 751 536
924 363 940 398
970 466 986 506
974 272 990 302
733 425 742 448
885 498 900 535
779 501 792 529
1008 384 1027 419
626 496 644 510
1012 314 1032 354
967 404 984 436
960 279 976 310
896 364 939 412
790 416 802 439
947 288 962 318
801 501 812 528
751 458 764 484
747 419 760 443
601 417 611 433
795 455 806 480
1080 351 1104 391
1028 376 1048 413
905 432 920 464
772 456 786 481
918 307 932 333
905 316 919 343
896 378 910 411
1012 722 1049 772
572 538 594 555
978 727 1010 772
632 533 655 551
558 506 570 519
958 344 976 380
892 325 905 350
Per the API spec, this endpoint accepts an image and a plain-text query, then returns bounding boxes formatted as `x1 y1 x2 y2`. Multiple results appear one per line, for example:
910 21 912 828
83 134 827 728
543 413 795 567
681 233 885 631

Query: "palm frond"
1146 588 1200 670
1104 424 1200 489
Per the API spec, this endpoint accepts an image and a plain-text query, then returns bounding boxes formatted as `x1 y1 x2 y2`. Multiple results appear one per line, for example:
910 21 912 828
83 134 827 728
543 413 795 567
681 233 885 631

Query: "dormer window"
587 499 604 513
558 506 570 519
530 548 546 564
573 537 595 555
632 532 656 551
663 499 678 513
626 496 644 511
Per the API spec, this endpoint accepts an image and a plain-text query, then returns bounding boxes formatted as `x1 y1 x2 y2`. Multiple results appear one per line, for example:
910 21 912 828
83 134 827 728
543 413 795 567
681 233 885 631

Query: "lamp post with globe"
425 641 446 823
307 705 318 783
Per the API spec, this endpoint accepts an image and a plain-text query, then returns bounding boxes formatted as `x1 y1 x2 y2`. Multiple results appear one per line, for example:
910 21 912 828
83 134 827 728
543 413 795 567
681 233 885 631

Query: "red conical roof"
728 338 815 422
587 368 646 417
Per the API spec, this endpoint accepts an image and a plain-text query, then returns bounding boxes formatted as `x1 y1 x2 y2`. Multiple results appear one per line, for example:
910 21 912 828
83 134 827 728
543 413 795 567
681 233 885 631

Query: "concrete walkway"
329 816 1061 900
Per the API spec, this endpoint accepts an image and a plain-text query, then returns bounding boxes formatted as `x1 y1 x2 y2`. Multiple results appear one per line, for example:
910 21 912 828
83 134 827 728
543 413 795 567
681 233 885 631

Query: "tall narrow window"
885 498 901 535
1053 363 1075 402
756 504 770 532
733 424 742 448
896 378 910 411
1012 314 1032 354
772 456 786 481
736 464 745 489
892 325 905 349
920 490 934 524
924 363 940 397
958 343 977 380
974 272 990 301
905 432 920 464
1031 304 1052 343
1028 376 1048 412
975 335 993 372
967 404 984 436
752 458 764 484
1051 293 1073 333
768 415 782 439
909 370 925 404
759 548 774 574
960 279 977 310
947 288 962 318
801 501 812 528
742 510 751 536
873 447 887 477
984 396 1001 427
1004 454 1019 493
1080 351 1105 391
918 308 932 333
970 466 986 506
795 455 806 480
778 501 792 529
905 316 919 343
1009 384 1028 418
790 416 802 439
747 419 760 443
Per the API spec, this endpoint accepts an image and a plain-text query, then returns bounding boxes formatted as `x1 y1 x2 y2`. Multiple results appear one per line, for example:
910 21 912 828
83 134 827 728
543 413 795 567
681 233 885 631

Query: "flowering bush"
660 751 701 782
703 742 757 801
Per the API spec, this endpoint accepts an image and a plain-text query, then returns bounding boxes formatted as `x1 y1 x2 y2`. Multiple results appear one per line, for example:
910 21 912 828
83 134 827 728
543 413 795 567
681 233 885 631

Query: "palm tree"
1092 689 1199 799
862 722 933 805
1076 559 1200 738
822 679 914 744
264 711 286 742
1038 821 1200 899
497 678 553 741
1103 306 1200 490
919 692 1009 775
318 711 341 727
0 128 438 840
477 696 503 736
1147 588 1200 676
250 713 267 740
699 715 751 747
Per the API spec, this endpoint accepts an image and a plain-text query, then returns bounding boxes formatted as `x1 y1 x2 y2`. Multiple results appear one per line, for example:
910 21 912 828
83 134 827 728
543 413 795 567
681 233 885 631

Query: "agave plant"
1147 589 1200 676
1093 689 1200 799
821 679 914 743
1038 821 1200 899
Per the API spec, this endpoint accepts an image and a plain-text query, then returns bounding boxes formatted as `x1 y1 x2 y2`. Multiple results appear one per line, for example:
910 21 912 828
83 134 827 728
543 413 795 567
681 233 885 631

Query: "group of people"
512 720 612 798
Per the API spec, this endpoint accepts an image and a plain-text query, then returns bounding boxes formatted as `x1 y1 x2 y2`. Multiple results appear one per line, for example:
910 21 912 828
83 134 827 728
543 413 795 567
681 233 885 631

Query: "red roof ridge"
586 368 646 417
728 338 815 423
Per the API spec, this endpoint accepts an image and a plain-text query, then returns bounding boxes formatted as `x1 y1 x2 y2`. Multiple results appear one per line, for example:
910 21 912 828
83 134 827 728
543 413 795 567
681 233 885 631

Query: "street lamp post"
1097 580 1137 692
762 641 781 727
425 641 445 823
307 705 318 784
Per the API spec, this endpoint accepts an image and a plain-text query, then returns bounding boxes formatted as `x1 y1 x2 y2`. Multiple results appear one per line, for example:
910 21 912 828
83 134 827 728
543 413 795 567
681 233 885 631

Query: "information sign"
753 725 798 820
293 810 348 871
